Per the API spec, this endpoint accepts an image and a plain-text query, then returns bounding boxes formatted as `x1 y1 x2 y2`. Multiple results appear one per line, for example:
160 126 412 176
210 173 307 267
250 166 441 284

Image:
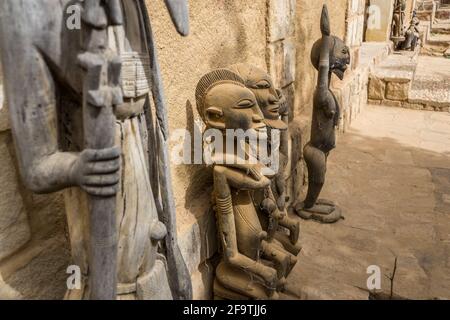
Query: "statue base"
294 199 342 224
214 262 279 300
391 36 406 46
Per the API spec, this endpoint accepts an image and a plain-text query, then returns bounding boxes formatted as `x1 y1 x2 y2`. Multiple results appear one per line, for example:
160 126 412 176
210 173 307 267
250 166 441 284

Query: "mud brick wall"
0 0 379 300
266 0 297 118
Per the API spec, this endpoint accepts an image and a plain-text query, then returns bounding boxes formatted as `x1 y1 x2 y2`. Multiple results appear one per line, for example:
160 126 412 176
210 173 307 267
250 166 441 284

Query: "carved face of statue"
311 36 350 81
329 37 351 80
311 5 351 81
203 83 265 132
228 64 287 130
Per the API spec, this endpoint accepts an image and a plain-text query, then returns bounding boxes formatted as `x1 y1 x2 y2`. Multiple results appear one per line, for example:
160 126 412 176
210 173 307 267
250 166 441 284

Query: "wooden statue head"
227 63 287 130
310 5 350 80
195 69 265 132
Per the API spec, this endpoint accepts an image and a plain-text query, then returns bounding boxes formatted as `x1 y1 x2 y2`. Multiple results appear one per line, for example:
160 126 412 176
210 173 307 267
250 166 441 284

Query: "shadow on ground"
284 116 450 300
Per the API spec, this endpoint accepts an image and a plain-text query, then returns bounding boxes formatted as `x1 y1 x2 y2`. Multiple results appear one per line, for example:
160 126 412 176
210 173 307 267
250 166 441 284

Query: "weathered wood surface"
0 0 192 300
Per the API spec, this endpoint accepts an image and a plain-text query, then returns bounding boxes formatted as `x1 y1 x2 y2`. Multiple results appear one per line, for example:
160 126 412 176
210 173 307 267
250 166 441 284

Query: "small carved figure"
399 12 420 51
294 5 350 224
0 0 191 300
391 0 407 44
196 69 297 300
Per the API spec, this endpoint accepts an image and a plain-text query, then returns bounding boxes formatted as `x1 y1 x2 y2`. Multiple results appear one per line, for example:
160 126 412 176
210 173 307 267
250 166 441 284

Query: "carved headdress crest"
320 4 331 37
195 69 245 122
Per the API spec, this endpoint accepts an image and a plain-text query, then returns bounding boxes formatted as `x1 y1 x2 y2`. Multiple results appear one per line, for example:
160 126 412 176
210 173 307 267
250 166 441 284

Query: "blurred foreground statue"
294 5 350 224
0 0 191 300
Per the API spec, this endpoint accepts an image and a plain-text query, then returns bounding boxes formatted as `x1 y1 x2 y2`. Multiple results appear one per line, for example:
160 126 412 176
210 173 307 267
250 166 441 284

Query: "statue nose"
268 94 279 104
253 113 264 122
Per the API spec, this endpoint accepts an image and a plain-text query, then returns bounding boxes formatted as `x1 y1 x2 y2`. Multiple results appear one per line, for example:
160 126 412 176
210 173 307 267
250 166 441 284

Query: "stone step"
418 16 450 39
408 55 450 111
417 7 450 21
368 52 418 104
445 47 450 57
436 8 450 20
431 21 450 34
369 54 450 113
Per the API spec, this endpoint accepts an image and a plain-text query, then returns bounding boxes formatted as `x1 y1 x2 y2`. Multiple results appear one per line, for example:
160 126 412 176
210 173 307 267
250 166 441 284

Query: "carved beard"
330 59 347 80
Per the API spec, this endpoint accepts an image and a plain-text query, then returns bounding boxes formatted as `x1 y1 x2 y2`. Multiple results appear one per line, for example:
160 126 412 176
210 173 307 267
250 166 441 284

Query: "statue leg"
278 216 300 245
411 34 419 51
273 231 302 256
401 30 413 50
304 142 326 208
261 240 297 280
294 143 342 223
393 14 400 37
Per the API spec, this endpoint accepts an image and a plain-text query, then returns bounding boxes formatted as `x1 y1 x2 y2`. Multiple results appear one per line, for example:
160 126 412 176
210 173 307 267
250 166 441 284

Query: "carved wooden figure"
391 0 407 45
400 12 420 51
196 69 298 300
294 5 350 224
227 63 301 256
0 0 191 300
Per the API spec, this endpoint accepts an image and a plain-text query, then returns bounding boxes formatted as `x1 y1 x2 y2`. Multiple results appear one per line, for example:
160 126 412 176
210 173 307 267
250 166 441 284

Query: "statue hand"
263 266 278 288
260 198 277 215
276 191 286 211
70 147 121 197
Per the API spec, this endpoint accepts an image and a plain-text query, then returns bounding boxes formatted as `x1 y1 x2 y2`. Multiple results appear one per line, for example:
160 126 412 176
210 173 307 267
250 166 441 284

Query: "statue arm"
220 164 271 190
315 37 337 119
273 152 288 211
213 166 277 286
317 37 330 91
1 47 120 195
0 46 75 193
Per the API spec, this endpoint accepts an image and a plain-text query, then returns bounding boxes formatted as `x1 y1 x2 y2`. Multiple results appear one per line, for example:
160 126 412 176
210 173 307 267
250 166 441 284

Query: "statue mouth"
332 68 346 80
266 104 280 115
253 123 267 131
331 59 349 80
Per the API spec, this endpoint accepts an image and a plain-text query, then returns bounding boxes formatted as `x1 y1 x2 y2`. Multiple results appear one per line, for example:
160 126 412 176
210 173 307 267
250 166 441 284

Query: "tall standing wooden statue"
294 5 350 224
0 0 192 300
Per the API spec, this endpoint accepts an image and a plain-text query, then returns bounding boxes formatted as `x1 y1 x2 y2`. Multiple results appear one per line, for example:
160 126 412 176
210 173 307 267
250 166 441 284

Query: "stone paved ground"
284 105 450 300
410 55 450 107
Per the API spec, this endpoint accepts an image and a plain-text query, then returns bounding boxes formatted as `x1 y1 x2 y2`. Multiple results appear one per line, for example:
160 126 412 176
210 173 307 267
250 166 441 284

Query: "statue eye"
236 99 255 109
255 80 271 89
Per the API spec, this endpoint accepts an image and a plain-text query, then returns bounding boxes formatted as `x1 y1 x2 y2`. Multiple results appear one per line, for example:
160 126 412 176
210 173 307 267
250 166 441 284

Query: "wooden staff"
78 0 123 300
